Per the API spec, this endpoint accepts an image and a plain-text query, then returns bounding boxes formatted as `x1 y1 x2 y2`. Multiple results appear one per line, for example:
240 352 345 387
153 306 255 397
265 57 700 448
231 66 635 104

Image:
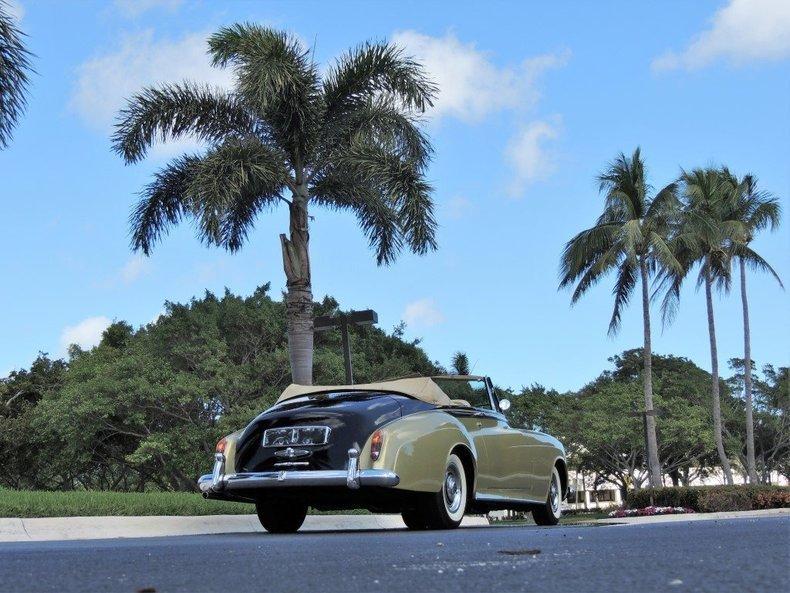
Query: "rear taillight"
370 430 383 461
216 437 227 456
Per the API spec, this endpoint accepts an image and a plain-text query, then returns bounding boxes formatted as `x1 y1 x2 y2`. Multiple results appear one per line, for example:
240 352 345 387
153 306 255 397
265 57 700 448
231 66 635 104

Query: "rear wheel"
532 467 562 526
401 506 428 530
255 499 307 534
417 453 467 530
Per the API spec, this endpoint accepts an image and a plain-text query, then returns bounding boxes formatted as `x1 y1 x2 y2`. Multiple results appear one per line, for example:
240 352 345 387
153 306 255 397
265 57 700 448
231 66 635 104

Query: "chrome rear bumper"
198 447 399 495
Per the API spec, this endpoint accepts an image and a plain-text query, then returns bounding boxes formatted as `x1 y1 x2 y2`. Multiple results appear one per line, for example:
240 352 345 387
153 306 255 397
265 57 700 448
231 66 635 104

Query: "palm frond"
332 142 437 256
736 246 784 289
569 242 623 304
312 169 402 264
558 223 618 289
608 261 637 335
186 139 290 250
596 148 645 221
648 231 682 277
112 83 255 163
323 41 436 119
130 155 200 254
318 97 432 171
0 3 33 148
208 23 320 161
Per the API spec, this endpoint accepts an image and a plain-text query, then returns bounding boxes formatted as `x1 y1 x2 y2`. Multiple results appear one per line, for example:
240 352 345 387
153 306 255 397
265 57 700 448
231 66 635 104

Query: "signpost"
314 310 378 384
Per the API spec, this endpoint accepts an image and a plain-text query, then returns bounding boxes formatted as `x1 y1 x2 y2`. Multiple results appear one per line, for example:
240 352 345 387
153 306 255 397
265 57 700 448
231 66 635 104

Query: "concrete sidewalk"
0 514 489 543
598 507 789 525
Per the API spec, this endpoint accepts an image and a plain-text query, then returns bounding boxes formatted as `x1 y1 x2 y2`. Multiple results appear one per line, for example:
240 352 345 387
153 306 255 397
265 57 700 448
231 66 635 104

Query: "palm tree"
662 167 740 484
0 0 33 148
452 352 470 376
724 171 782 483
560 148 680 489
112 24 438 384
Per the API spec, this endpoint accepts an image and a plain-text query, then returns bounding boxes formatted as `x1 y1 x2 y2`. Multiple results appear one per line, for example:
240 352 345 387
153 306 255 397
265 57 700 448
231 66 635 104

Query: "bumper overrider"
198 447 399 496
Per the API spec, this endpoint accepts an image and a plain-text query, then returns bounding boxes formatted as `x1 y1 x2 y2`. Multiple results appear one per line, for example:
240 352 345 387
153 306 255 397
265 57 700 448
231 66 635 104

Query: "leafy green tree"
2 286 440 491
559 148 681 488
512 351 721 496
728 361 789 483
722 172 782 483
0 355 67 489
0 0 32 148
112 24 438 385
661 168 742 484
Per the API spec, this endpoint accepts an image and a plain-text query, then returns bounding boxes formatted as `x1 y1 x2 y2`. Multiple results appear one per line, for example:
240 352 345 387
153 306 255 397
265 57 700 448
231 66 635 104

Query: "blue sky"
1 0 788 391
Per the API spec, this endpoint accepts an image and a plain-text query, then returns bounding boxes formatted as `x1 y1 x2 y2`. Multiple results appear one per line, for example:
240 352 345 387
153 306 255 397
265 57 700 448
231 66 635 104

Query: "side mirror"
499 399 511 412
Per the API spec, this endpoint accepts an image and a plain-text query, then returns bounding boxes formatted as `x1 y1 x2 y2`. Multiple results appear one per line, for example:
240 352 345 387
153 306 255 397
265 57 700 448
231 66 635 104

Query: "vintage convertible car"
199 375 567 532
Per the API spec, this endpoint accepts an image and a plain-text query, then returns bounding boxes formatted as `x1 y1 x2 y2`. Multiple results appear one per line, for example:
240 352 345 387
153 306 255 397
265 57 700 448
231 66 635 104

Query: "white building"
564 468 789 511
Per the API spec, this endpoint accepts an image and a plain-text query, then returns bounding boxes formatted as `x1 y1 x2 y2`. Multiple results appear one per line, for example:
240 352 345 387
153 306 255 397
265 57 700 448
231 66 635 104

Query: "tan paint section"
359 411 565 504
222 429 245 475
277 377 456 406
359 411 478 493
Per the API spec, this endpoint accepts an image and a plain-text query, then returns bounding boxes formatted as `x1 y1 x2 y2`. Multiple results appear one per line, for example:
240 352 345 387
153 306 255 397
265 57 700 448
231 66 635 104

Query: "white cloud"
391 30 569 123
652 0 790 71
505 117 561 195
119 254 150 284
5 0 24 21
71 29 233 149
60 316 112 352
444 196 473 220
402 298 445 329
114 0 182 18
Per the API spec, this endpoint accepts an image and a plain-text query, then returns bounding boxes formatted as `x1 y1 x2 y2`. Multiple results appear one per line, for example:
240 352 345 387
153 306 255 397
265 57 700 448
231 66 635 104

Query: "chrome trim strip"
262 425 331 448
199 469 399 492
474 492 542 505
198 447 398 494
346 447 360 490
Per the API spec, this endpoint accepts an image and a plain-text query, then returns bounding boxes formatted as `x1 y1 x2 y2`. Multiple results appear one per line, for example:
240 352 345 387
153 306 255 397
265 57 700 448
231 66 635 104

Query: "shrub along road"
0 517 787 593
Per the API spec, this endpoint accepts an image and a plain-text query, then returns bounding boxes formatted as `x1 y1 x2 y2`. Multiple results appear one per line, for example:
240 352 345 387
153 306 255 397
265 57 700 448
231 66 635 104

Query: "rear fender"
359 410 477 493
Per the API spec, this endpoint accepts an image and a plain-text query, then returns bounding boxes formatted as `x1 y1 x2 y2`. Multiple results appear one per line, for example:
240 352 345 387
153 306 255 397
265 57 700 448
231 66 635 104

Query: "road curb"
597 507 789 525
0 514 490 542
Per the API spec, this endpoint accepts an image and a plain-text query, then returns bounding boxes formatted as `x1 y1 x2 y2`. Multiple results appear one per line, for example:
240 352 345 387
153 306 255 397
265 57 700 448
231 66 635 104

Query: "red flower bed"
608 506 694 518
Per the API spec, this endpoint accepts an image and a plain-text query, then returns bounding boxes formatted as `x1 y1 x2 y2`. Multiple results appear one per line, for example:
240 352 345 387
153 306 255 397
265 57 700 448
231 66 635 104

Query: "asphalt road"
0 517 788 593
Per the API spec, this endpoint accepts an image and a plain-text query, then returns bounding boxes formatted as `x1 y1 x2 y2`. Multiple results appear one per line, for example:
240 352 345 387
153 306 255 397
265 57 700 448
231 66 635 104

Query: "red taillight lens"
370 430 383 461
216 437 227 455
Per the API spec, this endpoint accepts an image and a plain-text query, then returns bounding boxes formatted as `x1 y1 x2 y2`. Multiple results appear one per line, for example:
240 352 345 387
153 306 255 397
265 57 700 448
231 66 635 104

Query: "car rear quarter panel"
359 410 477 493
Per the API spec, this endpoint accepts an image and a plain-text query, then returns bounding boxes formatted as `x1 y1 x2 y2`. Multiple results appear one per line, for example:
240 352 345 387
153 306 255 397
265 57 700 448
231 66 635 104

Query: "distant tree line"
505 350 788 499
2 286 786 494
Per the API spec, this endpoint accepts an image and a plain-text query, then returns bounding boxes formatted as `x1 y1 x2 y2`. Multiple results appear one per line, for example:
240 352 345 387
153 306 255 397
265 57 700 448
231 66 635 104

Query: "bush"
626 485 790 513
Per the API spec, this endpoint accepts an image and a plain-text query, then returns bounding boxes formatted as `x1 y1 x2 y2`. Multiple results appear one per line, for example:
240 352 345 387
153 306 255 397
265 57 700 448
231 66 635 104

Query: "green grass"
0 489 254 518
490 511 610 526
0 489 373 518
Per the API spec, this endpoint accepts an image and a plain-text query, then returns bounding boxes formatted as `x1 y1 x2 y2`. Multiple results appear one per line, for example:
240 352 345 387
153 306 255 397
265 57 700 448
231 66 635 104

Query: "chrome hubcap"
550 476 560 514
444 466 462 513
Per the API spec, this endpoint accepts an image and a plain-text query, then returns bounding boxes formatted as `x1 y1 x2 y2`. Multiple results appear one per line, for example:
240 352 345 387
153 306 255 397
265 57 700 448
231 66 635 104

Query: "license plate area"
263 426 330 447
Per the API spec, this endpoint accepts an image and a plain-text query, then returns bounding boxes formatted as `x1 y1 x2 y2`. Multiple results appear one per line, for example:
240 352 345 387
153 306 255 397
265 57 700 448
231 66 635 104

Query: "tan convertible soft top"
277 377 468 406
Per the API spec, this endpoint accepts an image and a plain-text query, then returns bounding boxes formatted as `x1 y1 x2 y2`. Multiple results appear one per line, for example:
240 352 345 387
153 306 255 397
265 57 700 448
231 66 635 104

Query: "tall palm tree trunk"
740 257 759 483
281 180 313 385
704 261 734 484
640 259 663 488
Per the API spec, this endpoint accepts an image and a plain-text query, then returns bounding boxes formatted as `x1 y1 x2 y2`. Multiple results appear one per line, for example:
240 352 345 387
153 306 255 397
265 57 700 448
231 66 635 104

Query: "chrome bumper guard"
198 447 399 494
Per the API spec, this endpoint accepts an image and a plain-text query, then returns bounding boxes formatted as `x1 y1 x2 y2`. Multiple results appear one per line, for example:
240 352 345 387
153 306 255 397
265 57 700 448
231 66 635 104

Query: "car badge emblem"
275 447 310 459
277 471 286 481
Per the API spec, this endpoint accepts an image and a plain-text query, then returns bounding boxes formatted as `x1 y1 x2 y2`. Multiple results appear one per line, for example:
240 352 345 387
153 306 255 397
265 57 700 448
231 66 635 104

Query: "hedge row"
626 485 790 513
